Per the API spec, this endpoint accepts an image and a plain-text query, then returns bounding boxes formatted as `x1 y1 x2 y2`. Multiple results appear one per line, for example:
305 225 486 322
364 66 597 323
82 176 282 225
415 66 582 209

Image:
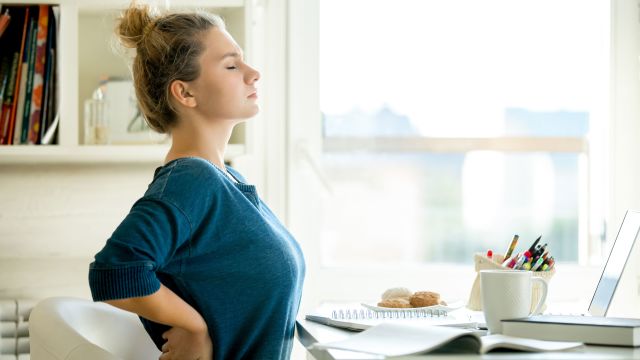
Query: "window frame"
281 0 640 310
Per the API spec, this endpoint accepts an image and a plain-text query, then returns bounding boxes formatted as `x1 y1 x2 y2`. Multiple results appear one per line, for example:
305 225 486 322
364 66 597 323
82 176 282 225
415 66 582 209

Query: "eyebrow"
220 52 243 60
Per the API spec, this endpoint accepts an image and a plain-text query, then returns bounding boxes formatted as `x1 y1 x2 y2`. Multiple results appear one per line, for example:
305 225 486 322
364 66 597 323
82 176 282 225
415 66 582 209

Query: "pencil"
504 234 519 260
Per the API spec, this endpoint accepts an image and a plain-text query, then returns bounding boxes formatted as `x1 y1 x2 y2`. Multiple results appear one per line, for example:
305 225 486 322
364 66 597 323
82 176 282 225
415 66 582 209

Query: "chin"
245 106 260 118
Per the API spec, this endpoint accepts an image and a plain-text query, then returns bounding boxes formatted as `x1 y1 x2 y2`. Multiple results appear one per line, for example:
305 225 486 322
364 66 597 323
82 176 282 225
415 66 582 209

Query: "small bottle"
84 76 110 145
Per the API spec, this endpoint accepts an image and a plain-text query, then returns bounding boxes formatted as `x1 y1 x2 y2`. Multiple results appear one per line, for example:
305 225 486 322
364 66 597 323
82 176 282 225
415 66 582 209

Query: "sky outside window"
318 0 608 265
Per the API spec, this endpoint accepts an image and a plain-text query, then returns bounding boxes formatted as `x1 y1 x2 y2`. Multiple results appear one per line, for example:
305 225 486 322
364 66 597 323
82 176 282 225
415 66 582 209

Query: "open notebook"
306 302 479 331
311 323 583 356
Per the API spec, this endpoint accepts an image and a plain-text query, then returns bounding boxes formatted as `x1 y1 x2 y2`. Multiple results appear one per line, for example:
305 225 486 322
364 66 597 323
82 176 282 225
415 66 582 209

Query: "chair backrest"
29 297 160 360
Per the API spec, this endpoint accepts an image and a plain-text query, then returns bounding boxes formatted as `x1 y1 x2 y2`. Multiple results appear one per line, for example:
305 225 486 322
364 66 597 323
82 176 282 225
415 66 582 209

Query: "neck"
165 116 240 169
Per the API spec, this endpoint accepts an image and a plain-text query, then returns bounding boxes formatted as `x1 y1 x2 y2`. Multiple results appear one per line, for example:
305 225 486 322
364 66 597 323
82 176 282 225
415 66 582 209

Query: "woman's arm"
106 284 213 359
105 284 206 333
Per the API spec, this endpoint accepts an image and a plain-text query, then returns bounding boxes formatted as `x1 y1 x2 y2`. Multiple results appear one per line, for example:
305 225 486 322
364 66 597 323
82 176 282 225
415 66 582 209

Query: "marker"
513 253 527 269
532 243 547 258
502 255 516 267
516 251 532 269
486 249 493 260
528 236 542 254
504 234 519 260
531 256 545 271
523 262 532 270
502 253 519 268
546 257 555 270
541 264 549 271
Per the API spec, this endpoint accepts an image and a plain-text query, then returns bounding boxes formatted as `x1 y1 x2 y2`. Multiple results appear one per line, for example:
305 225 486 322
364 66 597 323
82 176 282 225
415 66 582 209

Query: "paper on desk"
311 322 583 357
310 323 480 356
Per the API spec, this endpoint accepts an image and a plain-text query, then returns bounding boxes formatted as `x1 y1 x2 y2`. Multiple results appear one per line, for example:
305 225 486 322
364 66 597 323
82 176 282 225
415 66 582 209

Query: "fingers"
162 327 175 340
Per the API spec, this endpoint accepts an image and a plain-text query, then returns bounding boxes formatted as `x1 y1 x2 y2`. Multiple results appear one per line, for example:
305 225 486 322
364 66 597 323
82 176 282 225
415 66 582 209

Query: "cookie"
409 291 440 307
381 287 412 301
377 298 412 308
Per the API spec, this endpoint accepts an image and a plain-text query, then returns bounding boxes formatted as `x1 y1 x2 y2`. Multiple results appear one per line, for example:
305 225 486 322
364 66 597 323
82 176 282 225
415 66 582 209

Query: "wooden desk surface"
296 318 640 360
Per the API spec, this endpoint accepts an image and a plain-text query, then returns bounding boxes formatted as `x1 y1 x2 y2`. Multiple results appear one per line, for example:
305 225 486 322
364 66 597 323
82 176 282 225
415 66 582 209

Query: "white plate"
361 300 465 313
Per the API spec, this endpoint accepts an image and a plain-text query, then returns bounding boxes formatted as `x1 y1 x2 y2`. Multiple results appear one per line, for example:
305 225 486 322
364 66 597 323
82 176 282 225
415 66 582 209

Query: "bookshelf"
0 0 256 164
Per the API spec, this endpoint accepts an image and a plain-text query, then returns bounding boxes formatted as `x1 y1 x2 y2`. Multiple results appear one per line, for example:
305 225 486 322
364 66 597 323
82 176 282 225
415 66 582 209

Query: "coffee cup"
480 269 548 334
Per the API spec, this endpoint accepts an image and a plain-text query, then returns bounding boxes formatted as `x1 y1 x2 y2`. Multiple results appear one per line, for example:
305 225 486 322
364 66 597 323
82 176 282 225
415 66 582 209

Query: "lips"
248 89 258 99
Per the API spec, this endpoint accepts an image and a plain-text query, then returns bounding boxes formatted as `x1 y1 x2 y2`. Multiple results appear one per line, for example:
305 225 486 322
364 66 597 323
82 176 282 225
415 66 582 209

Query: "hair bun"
116 2 157 49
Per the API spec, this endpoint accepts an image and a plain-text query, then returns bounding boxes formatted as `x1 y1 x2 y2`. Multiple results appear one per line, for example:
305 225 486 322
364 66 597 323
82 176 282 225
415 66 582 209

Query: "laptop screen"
589 210 640 316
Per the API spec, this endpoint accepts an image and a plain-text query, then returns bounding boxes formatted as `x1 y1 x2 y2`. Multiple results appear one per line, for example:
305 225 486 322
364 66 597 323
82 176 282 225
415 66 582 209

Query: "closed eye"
226 66 237 70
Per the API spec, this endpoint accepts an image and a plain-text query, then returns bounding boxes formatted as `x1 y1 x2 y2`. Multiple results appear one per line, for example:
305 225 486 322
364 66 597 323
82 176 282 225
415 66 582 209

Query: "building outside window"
315 0 609 267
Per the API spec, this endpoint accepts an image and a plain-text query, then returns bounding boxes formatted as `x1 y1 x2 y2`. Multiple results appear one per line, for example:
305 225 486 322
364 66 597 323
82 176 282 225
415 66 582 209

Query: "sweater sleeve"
88 197 192 301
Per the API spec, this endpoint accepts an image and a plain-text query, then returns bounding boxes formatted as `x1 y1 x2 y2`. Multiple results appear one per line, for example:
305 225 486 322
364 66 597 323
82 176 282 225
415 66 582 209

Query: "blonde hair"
116 2 225 133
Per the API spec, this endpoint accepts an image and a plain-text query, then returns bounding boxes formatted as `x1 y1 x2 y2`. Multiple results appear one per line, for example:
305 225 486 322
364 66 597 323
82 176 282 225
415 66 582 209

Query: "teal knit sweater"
88 157 305 359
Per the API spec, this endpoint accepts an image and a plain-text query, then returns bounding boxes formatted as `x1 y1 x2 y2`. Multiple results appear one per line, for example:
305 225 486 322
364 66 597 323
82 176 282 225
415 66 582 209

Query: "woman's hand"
159 326 213 360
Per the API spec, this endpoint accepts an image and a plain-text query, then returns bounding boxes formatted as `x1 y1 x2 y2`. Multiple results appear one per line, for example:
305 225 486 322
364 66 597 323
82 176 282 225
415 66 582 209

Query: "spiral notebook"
305 303 478 331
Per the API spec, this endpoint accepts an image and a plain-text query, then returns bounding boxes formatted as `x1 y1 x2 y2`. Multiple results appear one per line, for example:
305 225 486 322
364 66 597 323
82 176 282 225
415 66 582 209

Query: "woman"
88 3 305 360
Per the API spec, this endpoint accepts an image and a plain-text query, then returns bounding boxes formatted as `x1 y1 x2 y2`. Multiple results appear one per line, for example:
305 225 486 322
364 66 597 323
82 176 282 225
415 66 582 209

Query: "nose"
245 65 260 84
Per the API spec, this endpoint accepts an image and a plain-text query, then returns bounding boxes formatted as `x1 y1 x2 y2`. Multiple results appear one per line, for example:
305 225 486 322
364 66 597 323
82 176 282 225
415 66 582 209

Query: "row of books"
0 4 59 145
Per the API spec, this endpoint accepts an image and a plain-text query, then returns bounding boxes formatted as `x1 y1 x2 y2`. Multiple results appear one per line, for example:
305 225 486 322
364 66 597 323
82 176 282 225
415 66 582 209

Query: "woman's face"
189 27 260 122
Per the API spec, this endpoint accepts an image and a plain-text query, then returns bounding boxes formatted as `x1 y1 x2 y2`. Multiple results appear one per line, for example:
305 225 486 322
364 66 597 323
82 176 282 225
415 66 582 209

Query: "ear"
169 80 197 108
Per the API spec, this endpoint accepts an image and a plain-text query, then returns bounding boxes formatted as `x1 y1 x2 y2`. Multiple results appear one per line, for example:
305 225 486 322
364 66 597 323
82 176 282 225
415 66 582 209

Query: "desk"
296 318 640 360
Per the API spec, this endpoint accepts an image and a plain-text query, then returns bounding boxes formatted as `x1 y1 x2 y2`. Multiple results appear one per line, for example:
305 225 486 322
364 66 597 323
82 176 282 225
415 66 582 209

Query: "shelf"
0 0 253 164
77 0 244 13
0 144 245 164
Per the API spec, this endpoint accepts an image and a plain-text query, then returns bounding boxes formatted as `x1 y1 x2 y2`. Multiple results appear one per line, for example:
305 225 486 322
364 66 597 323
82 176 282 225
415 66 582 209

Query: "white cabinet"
0 0 259 164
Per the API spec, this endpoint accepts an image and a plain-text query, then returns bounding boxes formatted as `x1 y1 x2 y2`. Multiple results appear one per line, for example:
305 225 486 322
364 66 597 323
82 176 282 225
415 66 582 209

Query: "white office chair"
28 297 160 360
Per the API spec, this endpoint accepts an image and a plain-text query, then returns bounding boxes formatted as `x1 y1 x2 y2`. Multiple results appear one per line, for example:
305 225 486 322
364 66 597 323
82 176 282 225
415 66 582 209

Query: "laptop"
586 209 640 316
549 209 640 317
500 211 640 345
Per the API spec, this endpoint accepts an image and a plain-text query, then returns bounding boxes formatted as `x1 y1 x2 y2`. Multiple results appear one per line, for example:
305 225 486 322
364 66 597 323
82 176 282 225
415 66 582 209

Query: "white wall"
610 1 640 232
0 163 159 299
608 0 640 314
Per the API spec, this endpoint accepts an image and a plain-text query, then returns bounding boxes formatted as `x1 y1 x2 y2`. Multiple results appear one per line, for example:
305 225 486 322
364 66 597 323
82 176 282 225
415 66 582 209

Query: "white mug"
480 270 548 334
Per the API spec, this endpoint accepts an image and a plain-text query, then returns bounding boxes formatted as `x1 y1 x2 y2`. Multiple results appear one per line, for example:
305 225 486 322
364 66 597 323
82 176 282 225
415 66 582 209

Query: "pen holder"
467 252 555 313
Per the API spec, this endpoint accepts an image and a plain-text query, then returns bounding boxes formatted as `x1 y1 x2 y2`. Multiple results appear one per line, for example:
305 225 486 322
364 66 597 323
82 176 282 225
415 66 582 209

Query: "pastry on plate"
377 298 412 308
409 291 440 307
381 287 412 301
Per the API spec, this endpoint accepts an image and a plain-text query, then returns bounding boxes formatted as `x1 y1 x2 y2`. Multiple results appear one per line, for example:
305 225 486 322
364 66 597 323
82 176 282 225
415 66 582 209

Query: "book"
41 8 58 147
502 315 640 347
0 8 10 39
0 54 16 142
0 6 27 144
311 322 584 356
0 58 9 102
7 6 30 145
27 5 49 145
19 9 38 144
39 6 56 144
305 304 478 331
13 8 35 145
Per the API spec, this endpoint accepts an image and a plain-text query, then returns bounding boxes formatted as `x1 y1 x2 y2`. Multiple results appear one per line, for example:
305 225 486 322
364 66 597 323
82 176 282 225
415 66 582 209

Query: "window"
316 0 609 266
